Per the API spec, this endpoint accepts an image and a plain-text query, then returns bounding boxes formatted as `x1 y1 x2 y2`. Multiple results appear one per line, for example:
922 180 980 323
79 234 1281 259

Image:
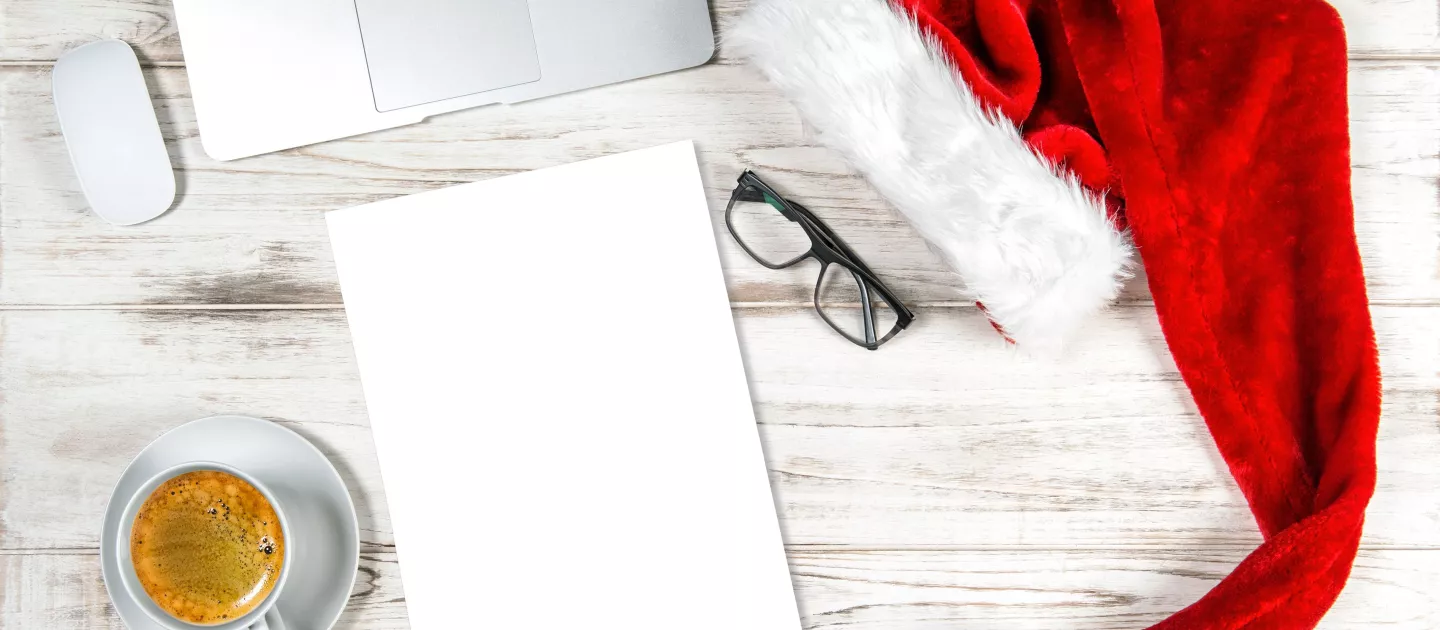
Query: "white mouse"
53 39 175 226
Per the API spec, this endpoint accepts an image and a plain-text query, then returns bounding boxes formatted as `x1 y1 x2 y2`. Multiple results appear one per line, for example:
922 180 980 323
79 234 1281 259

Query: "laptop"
172 0 715 161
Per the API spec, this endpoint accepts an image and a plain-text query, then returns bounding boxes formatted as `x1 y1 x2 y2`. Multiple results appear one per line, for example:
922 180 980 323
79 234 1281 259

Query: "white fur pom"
729 0 1134 354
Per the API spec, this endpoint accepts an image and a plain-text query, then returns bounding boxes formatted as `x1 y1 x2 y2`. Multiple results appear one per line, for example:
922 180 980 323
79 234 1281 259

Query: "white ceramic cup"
116 461 291 630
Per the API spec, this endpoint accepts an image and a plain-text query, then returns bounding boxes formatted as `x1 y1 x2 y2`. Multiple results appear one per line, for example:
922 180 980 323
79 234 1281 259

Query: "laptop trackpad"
354 0 541 112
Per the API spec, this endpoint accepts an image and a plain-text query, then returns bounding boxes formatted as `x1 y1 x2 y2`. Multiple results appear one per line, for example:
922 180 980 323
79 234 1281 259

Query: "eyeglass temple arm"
854 270 878 345
734 187 766 203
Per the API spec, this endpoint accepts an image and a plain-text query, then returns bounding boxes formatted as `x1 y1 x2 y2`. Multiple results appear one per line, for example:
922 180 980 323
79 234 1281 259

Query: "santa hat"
731 0 1134 355
733 0 1381 627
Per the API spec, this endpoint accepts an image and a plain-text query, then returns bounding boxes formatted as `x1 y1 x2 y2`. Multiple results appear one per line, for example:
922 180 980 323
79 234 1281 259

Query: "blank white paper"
326 142 799 629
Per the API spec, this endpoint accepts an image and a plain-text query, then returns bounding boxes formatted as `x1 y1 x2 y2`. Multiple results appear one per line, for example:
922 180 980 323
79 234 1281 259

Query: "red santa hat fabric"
733 0 1381 627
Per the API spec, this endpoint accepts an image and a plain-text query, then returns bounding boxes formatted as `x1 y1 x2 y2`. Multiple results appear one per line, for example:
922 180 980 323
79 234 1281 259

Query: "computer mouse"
52 39 175 226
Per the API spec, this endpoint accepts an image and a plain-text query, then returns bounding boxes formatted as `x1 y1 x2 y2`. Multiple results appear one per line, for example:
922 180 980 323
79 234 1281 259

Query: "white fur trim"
730 0 1134 354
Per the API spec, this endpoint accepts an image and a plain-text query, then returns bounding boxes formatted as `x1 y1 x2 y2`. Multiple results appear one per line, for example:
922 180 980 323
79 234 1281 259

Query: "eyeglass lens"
816 262 900 346
727 185 812 267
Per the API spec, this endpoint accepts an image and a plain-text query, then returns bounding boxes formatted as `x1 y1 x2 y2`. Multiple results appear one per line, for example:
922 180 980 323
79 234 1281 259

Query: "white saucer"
101 416 360 630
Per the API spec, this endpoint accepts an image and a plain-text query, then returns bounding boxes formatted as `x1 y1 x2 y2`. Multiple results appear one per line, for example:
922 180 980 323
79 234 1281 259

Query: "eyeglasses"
725 170 914 350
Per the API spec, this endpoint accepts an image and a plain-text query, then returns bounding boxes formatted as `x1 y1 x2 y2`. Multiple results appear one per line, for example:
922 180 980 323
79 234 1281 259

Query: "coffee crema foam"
130 470 285 625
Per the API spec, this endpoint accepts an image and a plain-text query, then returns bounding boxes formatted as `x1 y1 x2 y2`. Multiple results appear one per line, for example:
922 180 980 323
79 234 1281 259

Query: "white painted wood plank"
2 62 1435 306
0 0 1434 63
786 548 1440 629
1324 0 1440 56
0 309 394 549
2 306 1435 550
0 0 181 64
744 303 1440 547
2 548 1435 629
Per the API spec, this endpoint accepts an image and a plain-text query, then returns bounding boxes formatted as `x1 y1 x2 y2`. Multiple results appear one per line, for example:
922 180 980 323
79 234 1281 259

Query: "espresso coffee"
129 470 285 625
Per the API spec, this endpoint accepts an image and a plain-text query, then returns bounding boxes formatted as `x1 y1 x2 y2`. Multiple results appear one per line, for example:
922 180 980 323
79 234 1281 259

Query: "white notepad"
326 142 799 628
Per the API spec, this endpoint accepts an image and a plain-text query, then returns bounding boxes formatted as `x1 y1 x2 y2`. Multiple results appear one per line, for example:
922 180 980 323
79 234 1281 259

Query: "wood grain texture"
2 307 1435 551
3 1 1438 628
0 309 390 550
3 548 1437 629
786 548 1440 628
0 0 1435 63
1 61 1436 306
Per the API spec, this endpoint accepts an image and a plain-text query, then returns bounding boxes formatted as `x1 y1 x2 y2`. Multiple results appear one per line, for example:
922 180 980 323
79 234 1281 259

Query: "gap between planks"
10 544 1440 556
0 300 1436 312
2 51 1439 67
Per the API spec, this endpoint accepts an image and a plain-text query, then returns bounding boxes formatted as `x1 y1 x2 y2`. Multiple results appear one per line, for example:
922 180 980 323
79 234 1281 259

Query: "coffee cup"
116 461 292 630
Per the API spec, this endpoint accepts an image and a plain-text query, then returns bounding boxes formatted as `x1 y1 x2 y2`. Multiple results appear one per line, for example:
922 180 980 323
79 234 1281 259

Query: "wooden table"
1 1 1436 627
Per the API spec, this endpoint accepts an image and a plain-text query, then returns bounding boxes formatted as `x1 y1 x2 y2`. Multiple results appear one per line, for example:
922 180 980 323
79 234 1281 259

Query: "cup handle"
248 607 286 630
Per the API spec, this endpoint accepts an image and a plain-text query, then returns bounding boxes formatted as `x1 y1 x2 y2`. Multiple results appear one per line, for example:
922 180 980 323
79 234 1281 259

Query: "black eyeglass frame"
724 170 915 350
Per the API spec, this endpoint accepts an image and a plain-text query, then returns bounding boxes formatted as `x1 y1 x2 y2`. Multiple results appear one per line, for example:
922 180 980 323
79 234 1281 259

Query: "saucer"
101 416 360 630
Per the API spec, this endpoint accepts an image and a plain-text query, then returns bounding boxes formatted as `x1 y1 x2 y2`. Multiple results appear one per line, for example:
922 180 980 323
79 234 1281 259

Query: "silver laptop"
172 0 715 161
